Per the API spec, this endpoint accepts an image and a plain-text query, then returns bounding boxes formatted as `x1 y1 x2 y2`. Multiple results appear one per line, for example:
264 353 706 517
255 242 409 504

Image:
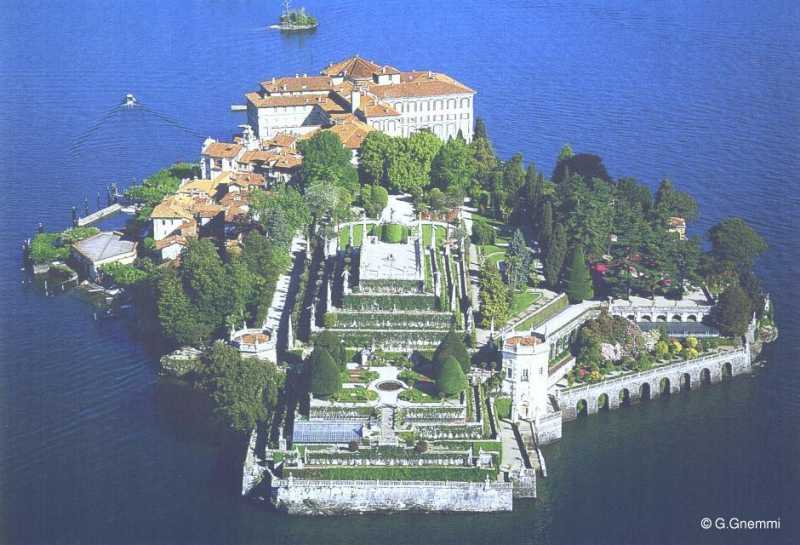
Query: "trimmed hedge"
514 293 569 332
284 466 497 482
381 223 406 243
327 310 455 330
323 328 451 349
342 293 439 311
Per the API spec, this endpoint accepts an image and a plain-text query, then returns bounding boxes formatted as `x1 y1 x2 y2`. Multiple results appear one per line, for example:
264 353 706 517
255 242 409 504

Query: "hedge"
381 223 406 243
322 328 451 349
514 293 569 332
342 293 439 311
326 310 454 330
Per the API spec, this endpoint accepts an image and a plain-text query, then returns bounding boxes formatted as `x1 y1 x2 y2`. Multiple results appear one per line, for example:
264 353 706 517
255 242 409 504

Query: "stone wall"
270 477 512 514
242 429 268 496
557 347 751 421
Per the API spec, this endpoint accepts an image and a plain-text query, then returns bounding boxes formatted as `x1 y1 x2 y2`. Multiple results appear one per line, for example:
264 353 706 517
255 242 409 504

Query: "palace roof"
370 71 475 98
504 335 542 348
322 55 382 79
260 75 333 94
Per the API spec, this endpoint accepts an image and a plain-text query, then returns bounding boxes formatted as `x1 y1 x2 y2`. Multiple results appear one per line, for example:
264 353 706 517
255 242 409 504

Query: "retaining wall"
270 477 513 514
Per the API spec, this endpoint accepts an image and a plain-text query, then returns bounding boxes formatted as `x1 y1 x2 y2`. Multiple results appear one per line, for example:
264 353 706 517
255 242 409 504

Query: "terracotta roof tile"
202 141 243 159
504 335 542 348
370 71 474 98
322 55 382 79
260 75 333 94
325 117 374 149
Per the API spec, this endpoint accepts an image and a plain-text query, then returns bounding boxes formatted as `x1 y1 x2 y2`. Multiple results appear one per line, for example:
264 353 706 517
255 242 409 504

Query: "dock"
77 203 122 227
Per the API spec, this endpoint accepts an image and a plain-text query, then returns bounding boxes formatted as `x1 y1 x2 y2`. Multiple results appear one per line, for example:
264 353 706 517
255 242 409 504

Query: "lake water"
1 1 798 544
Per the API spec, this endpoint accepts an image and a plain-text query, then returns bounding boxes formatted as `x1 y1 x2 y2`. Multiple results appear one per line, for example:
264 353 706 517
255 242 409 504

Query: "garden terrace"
399 406 467 424
282 466 499 482
307 406 375 420
300 445 473 467
358 235 423 292
320 328 452 350
341 293 439 311
325 310 455 330
413 422 484 440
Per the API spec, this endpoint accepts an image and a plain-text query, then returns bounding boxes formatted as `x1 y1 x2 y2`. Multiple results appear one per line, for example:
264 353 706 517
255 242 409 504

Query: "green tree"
361 184 389 218
314 330 347 370
708 217 767 270
564 246 594 303
434 331 471 374
474 118 488 140
506 228 532 291
157 270 213 346
250 186 310 239
712 284 753 337
471 218 495 245
436 355 467 398
386 130 442 193
654 179 698 222
479 261 511 327
181 239 230 325
502 153 526 196
309 348 342 399
430 137 476 193
738 270 765 318
201 343 283 433
358 131 395 186
543 223 567 289
539 199 553 251
553 153 609 184
297 131 358 193
305 180 353 229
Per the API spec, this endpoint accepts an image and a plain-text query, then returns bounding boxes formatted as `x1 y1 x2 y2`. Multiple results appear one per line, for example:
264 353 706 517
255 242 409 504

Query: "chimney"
350 89 361 112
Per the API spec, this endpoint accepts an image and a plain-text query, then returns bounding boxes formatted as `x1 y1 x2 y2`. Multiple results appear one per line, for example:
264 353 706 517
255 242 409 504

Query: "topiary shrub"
381 223 406 244
310 348 342 399
414 440 428 454
471 218 495 245
434 331 471 374
437 356 467 398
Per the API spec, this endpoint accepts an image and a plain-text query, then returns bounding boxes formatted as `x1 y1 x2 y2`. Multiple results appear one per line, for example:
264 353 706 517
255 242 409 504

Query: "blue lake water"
1 1 798 543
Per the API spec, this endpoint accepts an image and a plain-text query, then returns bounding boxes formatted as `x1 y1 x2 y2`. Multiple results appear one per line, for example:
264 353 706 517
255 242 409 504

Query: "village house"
71 231 137 281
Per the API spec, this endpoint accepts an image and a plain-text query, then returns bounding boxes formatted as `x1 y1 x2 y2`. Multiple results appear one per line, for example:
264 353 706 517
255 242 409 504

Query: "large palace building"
245 55 475 142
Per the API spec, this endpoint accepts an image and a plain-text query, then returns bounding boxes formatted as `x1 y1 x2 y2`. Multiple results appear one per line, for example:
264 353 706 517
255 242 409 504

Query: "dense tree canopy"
552 153 610 184
708 217 767 270
430 136 476 194
297 131 358 193
712 284 753 337
200 343 283 433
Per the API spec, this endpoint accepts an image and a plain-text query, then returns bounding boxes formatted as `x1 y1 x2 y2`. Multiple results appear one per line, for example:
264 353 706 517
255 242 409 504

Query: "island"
269 0 317 31
25 55 778 515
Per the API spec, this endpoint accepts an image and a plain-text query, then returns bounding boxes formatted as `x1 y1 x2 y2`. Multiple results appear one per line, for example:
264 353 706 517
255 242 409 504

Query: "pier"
76 203 122 226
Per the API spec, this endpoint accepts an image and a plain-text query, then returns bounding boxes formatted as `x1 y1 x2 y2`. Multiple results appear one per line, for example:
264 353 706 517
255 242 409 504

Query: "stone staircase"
378 406 398 446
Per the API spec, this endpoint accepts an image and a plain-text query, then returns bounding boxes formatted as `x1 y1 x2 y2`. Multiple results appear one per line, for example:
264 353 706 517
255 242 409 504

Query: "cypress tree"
564 245 594 303
543 223 567 289
437 355 467 398
309 348 341 399
434 331 470 374
539 200 554 252
314 330 346 370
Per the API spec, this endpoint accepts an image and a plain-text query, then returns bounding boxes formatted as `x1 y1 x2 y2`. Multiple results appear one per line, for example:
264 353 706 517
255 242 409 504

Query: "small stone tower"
501 333 551 422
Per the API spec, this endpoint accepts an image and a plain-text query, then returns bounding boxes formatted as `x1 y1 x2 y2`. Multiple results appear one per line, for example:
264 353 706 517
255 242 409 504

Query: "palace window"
506 367 512 379
522 369 529 382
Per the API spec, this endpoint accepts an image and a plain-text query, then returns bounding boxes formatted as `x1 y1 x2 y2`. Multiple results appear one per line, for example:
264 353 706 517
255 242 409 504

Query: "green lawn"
353 223 364 247
338 226 350 248
510 290 542 317
422 224 447 249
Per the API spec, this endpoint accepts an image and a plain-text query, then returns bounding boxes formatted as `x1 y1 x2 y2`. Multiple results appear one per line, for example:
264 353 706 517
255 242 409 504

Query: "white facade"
246 102 329 139
153 217 186 241
501 335 551 422
371 93 474 141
